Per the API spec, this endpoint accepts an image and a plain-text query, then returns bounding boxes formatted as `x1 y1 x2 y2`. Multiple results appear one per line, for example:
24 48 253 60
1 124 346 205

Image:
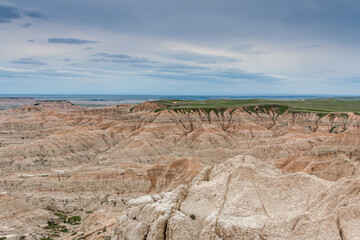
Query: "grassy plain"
152 98 360 114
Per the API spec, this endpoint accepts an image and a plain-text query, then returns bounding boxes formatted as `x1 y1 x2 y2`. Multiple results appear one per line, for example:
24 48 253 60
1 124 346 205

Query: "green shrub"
45 224 64 229
189 214 195 220
54 212 67 222
45 221 67 231
68 216 81 225
0 237 6 240
329 126 337 133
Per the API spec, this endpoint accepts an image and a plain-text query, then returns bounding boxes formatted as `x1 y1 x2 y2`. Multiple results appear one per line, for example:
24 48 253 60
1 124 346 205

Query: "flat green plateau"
151 98 360 114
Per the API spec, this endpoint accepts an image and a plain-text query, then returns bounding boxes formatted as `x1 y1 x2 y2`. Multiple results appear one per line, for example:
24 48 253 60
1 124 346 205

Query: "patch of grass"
243 104 289 115
54 212 67 223
314 112 328 118
340 113 349 118
68 215 81 225
189 214 196 220
40 174 49 177
40 238 52 240
151 98 360 114
45 221 68 232
45 224 65 229
329 126 337 133
171 107 228 116
0 237 6 240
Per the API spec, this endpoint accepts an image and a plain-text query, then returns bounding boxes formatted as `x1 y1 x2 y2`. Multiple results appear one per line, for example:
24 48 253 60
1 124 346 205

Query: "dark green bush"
68 216 81 225
54 212 67 222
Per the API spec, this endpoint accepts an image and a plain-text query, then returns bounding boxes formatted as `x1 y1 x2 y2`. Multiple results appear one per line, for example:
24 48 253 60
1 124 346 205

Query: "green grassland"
151 98 360 114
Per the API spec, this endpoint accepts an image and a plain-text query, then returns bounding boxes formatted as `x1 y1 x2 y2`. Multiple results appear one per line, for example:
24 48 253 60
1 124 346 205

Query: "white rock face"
112 155 360 240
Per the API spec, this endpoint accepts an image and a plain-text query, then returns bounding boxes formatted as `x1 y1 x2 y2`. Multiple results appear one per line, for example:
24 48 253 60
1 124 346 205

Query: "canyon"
0 99 359 240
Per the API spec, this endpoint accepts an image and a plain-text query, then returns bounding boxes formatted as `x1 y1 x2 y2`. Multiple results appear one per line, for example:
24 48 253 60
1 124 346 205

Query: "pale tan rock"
112 155 360 240
0 194 53 239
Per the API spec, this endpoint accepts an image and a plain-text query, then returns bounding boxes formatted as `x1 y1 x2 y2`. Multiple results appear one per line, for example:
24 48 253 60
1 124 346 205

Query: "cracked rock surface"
112 155 360 240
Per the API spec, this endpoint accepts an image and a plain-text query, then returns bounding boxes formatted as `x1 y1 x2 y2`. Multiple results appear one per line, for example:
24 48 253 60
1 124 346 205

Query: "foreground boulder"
112 155 360 240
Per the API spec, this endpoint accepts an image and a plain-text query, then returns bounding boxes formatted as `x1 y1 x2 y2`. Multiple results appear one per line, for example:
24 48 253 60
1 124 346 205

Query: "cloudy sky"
0 0 359 95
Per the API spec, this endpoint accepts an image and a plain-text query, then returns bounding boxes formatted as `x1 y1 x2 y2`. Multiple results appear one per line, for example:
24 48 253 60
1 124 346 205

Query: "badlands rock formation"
0 194 53 239
0 100 359 239
112 155 360 240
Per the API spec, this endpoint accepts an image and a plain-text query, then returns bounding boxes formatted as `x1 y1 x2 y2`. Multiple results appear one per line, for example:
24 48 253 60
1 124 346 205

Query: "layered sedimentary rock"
0 159 202 212
112 155 360 240
276 128 360 181
1 102 359 176
0 101 360 239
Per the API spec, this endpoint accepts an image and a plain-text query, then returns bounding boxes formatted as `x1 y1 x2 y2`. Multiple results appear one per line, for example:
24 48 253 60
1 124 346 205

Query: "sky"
0 0 359 95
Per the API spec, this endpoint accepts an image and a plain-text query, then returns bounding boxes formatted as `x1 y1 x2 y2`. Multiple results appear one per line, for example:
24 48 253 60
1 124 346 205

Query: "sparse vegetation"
45 220 68 235
68 215 81 225
151 98 360 114
45 224 65 230
189 214 196 220
54 212 67 222
0 237 6 240
329 126 337 133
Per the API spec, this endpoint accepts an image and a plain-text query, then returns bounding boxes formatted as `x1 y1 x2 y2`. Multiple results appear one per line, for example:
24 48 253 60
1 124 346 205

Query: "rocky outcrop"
112 155 360 240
